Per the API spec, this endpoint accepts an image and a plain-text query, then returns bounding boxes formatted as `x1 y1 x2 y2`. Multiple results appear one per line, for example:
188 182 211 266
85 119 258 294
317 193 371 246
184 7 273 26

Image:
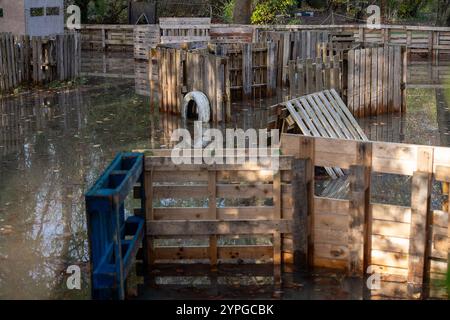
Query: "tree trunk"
233 0 252 24
436 0 450 26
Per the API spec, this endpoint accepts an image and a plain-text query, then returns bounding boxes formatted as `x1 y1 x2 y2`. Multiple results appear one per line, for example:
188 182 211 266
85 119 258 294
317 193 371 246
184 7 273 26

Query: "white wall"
24 0 64 36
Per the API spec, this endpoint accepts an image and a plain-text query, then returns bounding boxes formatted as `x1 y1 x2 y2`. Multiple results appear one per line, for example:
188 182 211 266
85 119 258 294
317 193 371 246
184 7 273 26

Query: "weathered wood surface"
259 30 330 85
80 25 134 51
0 33 80 94
288 56 343 98
281 133 450 298
159 17 211 44
347 45 407 117
278 89 368 178
134 25 160 60
141 154 297 284
156 42 278 121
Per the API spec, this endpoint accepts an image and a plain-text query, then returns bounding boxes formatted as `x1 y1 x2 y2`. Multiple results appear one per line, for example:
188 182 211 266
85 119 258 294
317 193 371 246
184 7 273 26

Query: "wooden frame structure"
135 153 300 286
155 42 278 122
0 32 81 94
159 17 211 44
281 133 450 299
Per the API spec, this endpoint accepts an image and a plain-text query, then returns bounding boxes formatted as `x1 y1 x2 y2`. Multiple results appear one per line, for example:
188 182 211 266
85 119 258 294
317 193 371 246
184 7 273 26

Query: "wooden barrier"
159 17 211 44
281 133 450 299
0 33 81 94
156 46 229 122
156 42 278 122
259 30 330 85
216 42 278 100
136 153 301 285
347 45 407 117
288 55 343 98
80 25 134 51
134 25 160 60
255 24 450 63
210 26 254 44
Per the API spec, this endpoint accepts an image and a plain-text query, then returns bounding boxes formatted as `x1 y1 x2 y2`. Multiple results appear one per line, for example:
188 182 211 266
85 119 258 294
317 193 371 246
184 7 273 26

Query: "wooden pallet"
279 89 368 178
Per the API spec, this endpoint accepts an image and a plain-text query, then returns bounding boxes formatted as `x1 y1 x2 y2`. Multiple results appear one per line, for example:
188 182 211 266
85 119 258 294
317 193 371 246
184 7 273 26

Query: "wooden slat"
147 220 292 235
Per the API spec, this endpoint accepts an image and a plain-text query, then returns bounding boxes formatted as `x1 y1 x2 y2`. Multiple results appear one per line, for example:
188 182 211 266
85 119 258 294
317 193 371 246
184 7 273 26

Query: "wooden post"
242 43 252 99
407 146 433 298
297 136 315 267
267 41 277 95
291 158 311 271
208 170 218 269
145 167 154 266
348 141 372 276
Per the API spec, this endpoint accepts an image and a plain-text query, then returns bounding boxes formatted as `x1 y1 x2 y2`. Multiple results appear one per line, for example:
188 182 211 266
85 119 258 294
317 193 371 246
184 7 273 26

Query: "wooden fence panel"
0 33 80 95
346 45 406 117
281 133 450 299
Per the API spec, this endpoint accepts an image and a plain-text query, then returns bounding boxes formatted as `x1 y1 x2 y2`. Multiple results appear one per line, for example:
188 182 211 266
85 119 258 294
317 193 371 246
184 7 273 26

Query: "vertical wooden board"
365 48 371 117
370 47 378 116
360 49 367 118
157 49 163 111
401 48 407 113
347 50 354 114
288 60 295 98
393 46 401 113
208 170 217 267
315 58 323 92
349 143 372 276
267 42 277 95
407 147 433 298
377 47 383 115
242 43 252 99
216 58 224 123
388 46 394 113
282 32 290 85
305 59 313 95
382 46 389 114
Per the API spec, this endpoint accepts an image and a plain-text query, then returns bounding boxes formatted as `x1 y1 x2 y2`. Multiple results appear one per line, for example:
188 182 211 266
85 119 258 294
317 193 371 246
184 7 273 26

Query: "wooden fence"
156 42 278 122
159 17 211 44
0 33 81 94
134 25 160 60
259 30 330 85
156 46 229 122
80 25 134 51
347 45 407 117
217 42 277 100
288 55 343 98
281 133 450 299
255 24 450 63
138 153 296 285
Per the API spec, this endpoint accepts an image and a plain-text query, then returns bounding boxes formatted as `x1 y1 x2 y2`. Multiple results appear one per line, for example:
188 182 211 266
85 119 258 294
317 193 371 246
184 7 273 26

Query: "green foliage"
222 0 235 23
251 0 296 24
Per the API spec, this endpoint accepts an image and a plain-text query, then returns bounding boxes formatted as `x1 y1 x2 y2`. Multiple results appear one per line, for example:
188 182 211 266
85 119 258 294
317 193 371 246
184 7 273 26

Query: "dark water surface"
0 52 449 299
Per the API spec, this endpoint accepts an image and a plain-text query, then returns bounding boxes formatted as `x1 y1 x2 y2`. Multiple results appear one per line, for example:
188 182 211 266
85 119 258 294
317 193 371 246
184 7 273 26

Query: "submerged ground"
0 52 449 299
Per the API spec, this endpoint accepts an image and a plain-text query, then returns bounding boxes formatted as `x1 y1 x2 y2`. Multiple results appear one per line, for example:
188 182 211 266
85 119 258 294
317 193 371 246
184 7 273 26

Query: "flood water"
0 52 449 299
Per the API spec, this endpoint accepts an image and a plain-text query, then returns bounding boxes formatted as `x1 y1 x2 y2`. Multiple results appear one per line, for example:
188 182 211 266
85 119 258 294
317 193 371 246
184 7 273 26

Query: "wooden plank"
348 142 372 275
291 158 309 271
208 170 217 268
242 43 252 99
147 220 292 235
407 147 433 298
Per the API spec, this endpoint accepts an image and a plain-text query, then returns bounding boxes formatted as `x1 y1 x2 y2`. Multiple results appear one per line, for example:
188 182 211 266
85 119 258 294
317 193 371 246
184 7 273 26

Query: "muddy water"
0 52 449 299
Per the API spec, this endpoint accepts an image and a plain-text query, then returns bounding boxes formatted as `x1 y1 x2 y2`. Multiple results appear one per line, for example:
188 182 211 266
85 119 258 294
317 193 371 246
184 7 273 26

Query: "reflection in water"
0 52 449 299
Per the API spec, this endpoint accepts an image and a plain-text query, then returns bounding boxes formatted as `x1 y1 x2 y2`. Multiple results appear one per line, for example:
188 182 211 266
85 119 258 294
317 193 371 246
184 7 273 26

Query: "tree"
436 0 450 25
233 0 252 24
73 0 91 23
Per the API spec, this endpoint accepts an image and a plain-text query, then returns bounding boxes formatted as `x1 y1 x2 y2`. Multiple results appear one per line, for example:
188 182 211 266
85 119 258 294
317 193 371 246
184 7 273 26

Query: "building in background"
0 0 64 36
